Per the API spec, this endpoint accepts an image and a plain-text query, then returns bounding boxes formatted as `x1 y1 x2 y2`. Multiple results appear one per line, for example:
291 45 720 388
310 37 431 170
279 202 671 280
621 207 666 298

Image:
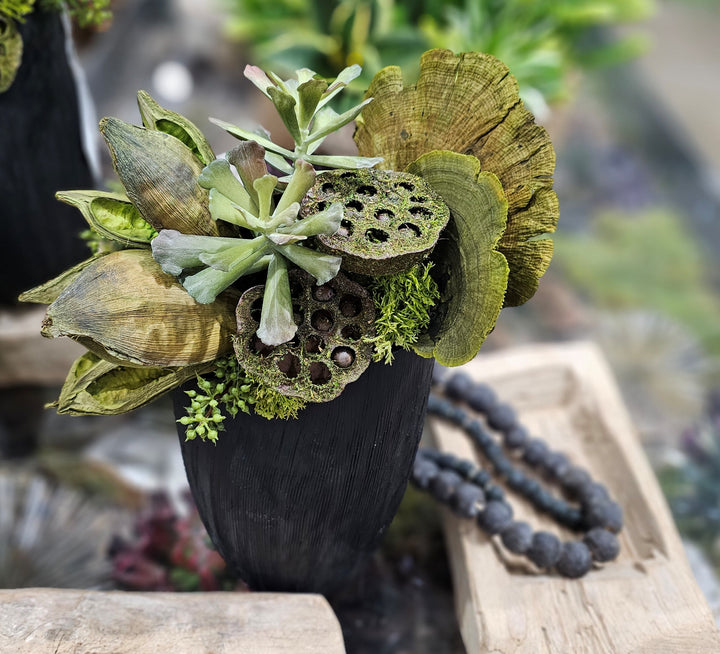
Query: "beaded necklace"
412 367 622 578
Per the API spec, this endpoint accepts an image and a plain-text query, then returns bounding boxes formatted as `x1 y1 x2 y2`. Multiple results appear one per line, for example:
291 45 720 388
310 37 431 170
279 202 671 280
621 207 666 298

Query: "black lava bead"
486 402 518 432
412 457 439 490
556 541 593 578
445 372 474 401
501 521 533 554
584 528 621 562
478 500 513 534
430 469 463 502
585 501 624 533
466 383 497 413
527 531 562 569
452 482 485 518
523 438 550 466
503 425 529 449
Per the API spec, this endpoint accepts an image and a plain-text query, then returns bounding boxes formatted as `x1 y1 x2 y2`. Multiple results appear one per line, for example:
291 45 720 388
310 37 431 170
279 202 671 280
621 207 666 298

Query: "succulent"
234 270 376 402
300 169 450 275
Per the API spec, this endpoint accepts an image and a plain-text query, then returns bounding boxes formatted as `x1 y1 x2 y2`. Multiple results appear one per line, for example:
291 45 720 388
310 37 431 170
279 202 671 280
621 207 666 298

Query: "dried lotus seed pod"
234 270 375 402
299 169 450 275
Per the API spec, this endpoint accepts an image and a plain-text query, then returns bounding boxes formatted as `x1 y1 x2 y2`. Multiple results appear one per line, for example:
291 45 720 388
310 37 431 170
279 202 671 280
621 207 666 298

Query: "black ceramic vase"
174 349 434 595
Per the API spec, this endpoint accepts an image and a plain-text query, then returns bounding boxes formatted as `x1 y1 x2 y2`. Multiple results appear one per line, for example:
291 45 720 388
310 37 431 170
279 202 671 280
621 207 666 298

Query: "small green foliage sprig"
1 0 111 26
179 356 256 443
366 262 440 364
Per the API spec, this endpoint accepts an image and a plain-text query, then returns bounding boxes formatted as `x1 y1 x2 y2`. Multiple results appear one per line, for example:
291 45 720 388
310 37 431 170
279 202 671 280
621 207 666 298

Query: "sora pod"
234 270 375 402
300 169 450 275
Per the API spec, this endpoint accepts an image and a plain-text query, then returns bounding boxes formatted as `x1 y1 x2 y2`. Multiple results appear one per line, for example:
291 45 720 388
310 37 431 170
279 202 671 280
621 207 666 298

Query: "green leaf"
264 150 295 175
253 174 278 219
18 256 103 304
56 190 157 247
277 244 341 285
243 64 274 97
305 98 373 147
54 351 214 416
209 118 295 159
304 153 383 169
198 159 257 214
275 159 316 214
282 202 342 237
136 90 215 165
297 78 328 129
268 86 302 143
208 188 257 230
151 229 245 276
317 64 362 110
198 237 266 272
406 150 509 366
257 254 296 345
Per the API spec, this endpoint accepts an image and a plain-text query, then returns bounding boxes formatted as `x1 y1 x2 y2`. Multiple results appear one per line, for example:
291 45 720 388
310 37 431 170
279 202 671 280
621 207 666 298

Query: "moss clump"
1 1 111 26
366 262 439 364
248 374 308 420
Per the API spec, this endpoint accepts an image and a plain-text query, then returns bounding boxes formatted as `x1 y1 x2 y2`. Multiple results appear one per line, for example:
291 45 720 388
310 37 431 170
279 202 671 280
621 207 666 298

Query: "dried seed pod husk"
19 255 103 304
100 117 218 236
234 270 375 402
56 190 157 247
52 351 214 416
41 249 238 367
300 169 449 276
136 90 215 165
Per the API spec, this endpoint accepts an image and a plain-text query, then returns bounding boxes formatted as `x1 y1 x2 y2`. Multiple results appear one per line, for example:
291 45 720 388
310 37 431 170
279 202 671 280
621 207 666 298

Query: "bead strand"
413 368 622 579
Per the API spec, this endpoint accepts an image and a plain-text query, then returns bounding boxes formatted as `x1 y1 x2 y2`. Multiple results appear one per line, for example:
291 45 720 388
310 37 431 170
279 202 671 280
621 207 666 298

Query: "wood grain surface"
429 341 720 654
0 589 346 653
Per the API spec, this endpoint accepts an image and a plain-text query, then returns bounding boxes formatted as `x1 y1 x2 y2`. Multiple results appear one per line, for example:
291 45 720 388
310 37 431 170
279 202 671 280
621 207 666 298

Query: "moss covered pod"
300 169 449 276
234 270 375 402
41 249 238 367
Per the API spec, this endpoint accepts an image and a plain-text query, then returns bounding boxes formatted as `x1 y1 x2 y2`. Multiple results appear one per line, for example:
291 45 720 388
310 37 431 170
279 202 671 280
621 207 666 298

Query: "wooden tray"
429 341 720 654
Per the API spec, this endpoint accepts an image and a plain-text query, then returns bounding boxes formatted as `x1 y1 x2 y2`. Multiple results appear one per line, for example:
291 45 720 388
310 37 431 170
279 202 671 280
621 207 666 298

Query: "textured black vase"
174 350 434 595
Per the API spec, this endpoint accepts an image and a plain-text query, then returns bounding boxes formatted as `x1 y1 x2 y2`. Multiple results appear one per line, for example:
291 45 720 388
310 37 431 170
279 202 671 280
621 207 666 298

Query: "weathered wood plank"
0 307 83 387
429 341 720 654
0 589 346 654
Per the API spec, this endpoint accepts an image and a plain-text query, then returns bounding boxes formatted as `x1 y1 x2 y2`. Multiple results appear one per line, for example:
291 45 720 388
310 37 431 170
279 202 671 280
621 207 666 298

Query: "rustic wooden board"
429 341 720 654
0 589 346 654
0 307 83 387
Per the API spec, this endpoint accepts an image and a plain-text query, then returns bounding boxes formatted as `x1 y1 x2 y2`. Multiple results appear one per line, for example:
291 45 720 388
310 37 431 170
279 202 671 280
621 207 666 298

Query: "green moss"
1 1 111 26
248 374 307 420
0 0 35 20
366 262 440 364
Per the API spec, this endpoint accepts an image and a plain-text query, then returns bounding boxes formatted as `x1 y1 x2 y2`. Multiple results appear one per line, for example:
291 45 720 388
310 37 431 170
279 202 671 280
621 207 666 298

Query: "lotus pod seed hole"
398 182 415 191
316 201 328 212
321 183 336 193
398 222 422 238
311 309 334 332
410 195 428 203
358 185 377 196
410 206 433 219
292 304 304 326
338 220 354 237
252 334 274 357
341 324 362 341
289 334 301 349
340 172 356 180
332 347 355 368
346 200 363 212
309 361 332 385
339 295 362 318
312 285 335 302
289 281 303 298
375 209 394 222
304 334 323 354
277 353 301 378
365 228 389 244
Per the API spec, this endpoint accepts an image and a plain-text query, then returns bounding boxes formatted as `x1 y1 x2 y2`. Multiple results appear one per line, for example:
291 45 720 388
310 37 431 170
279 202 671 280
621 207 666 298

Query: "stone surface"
0 589 346 653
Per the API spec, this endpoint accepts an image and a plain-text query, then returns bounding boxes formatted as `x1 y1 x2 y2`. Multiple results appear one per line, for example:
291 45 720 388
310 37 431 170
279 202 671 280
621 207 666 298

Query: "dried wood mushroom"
234 270 375 401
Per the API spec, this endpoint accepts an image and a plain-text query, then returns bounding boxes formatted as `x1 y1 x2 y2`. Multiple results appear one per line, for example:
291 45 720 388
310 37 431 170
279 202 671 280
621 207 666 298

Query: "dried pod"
234 270 375 402
300 169 449 275
41 249 238 367
52 352 214 416
99 117 218 236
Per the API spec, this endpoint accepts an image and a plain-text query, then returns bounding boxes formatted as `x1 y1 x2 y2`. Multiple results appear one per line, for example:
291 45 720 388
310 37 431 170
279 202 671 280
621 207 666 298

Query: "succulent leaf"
226 141 269 207
276 244 341 285
406 150 509 366
136 90 215 165
100 117 218 236
256 254 296 346
198 159 257 213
